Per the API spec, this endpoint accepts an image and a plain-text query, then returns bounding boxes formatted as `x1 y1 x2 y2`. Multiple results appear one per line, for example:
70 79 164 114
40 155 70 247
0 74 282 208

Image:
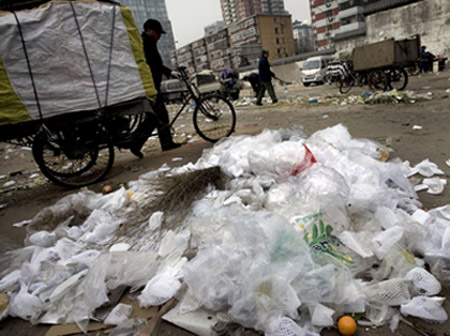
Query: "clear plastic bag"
104 303 133 325
400 296 448 322
405 267 441 296
310 304 334 327
138 273 181 307
265 317 306 336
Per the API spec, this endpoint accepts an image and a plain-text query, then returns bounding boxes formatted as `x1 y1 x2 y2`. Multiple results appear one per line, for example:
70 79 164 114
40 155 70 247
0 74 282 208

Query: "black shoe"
130 145 144 159
162 142 181 152
256 102 262 106
272 100 278 104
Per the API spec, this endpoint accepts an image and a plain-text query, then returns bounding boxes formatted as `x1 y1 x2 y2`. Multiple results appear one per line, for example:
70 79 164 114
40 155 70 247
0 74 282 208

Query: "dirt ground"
0 70 450 335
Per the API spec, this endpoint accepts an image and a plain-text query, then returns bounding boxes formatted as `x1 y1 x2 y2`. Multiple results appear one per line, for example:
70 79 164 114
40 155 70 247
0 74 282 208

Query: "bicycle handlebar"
177 66 188 80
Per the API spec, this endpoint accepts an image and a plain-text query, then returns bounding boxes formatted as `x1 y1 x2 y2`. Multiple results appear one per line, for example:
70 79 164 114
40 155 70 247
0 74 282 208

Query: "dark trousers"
256 81 277 104
132 93 173 150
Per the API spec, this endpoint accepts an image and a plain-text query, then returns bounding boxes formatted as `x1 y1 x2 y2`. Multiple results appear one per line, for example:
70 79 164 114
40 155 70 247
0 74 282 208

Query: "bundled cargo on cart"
0 0 157 186
340 35 420 93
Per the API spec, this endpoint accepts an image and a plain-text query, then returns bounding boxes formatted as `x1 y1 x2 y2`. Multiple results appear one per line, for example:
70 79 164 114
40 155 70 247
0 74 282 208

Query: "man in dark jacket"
243 73 260 97
255 50 278 106
129 19 180 158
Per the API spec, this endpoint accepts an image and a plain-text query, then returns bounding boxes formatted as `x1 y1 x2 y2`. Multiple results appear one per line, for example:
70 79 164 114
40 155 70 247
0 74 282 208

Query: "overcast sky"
166 0 311 48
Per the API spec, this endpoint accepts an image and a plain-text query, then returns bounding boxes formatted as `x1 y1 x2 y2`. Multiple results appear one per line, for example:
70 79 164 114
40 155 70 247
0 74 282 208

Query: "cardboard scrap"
45 289 159 336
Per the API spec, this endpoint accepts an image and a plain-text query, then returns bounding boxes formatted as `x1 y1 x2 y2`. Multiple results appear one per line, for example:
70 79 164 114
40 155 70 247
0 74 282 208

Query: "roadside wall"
335 0 450 57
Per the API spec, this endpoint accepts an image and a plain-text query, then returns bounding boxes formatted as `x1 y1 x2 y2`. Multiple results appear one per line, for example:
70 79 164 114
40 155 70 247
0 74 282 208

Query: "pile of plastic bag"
0 124 449 335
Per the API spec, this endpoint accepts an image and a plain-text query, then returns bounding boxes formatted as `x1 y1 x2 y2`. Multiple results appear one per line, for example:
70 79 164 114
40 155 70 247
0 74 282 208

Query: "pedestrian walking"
256 50 278 105
128 18 181 158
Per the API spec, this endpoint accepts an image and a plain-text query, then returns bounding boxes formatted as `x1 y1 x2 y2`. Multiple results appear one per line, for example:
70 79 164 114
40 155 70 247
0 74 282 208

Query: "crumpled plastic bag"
138 273 182 307
400 296 448 322
104 303 133 325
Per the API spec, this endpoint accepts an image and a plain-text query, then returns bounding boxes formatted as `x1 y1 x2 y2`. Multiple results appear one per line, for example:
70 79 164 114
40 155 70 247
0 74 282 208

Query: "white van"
301 56 333 86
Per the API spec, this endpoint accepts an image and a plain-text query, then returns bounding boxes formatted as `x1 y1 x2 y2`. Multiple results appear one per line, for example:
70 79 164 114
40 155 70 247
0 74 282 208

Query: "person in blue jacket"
255 50 278 106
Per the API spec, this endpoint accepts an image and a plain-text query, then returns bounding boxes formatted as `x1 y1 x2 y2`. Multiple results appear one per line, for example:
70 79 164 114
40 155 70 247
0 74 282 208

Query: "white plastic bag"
265 317 306 336
372 226 404 259
400 296 448 322
104 303 133 325
137 273 181 307
405 267 441 296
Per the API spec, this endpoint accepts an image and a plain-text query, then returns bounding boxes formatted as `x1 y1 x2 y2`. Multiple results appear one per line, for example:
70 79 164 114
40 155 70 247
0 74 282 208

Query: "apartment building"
206 27 232 72
292 20 314 54
176 45 196 75
120 0 176 66
192 38 211 72
220 0 286 25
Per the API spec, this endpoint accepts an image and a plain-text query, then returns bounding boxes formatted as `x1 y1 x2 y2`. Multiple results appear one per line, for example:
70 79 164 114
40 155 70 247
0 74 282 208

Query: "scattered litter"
415 177 447 195
400 296 448 322
0 124 449 335
0 175 6 180
446 89 450 93
322 114 329 119
446 158 450 167
104 303 133 325
0 204 7 210
407 158 444 177
110 243 131 252
12 219 31 227
308 98 318 103
362 92 373 99
9 171 22 177
412 125 423 130
2 180 16 188
0 293 10 321
172 157 183 162
29 173 40 179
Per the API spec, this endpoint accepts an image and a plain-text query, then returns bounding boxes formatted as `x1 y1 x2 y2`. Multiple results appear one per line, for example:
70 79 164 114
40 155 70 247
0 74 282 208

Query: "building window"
273 17 277 23
327 24 333 31
275 27 279 34
276 38 280 44
325 10 333 18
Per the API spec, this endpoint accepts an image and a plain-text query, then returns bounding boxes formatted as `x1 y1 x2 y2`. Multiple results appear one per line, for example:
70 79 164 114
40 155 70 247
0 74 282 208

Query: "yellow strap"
120 5 157 101
0 56 31 125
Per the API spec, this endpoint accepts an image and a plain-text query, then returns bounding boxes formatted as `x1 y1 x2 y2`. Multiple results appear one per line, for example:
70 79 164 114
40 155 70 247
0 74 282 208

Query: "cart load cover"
0 0 157 125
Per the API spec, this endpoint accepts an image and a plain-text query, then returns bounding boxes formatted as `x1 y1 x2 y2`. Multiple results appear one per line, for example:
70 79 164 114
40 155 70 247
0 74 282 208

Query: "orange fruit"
337 315 357 336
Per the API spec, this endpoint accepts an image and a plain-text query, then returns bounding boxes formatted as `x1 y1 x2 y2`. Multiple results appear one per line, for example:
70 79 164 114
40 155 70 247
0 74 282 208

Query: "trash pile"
235 90 433 107
1 124 449 335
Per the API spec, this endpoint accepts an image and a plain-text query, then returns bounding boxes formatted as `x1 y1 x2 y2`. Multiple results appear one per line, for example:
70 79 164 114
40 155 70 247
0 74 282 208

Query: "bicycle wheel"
339 76 355 94
193 94 236 142
369 70 388 91
388 67 408 91
32 123 114 188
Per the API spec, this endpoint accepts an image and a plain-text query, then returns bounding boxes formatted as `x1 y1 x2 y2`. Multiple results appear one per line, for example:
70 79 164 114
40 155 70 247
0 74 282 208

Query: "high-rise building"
120 0 176 67
292 20 314 54
220 0 286 25
310 0 367 50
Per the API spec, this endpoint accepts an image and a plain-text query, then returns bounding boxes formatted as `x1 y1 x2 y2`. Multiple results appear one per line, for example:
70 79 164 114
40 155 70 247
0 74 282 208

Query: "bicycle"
160 66 237 143
29 66 236 188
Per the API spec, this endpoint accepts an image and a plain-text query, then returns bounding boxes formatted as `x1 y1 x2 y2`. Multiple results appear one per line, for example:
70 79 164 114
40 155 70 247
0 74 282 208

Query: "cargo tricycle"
0 0 236 188
339 35 421 94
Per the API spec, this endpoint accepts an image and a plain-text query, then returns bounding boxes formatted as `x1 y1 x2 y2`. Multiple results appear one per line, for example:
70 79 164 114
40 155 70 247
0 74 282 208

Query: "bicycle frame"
149 66 214 137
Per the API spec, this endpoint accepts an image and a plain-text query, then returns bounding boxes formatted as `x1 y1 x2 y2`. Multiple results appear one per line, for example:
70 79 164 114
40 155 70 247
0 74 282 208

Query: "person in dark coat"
129 19 181 158
255 50 278 105
243 73 260 97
